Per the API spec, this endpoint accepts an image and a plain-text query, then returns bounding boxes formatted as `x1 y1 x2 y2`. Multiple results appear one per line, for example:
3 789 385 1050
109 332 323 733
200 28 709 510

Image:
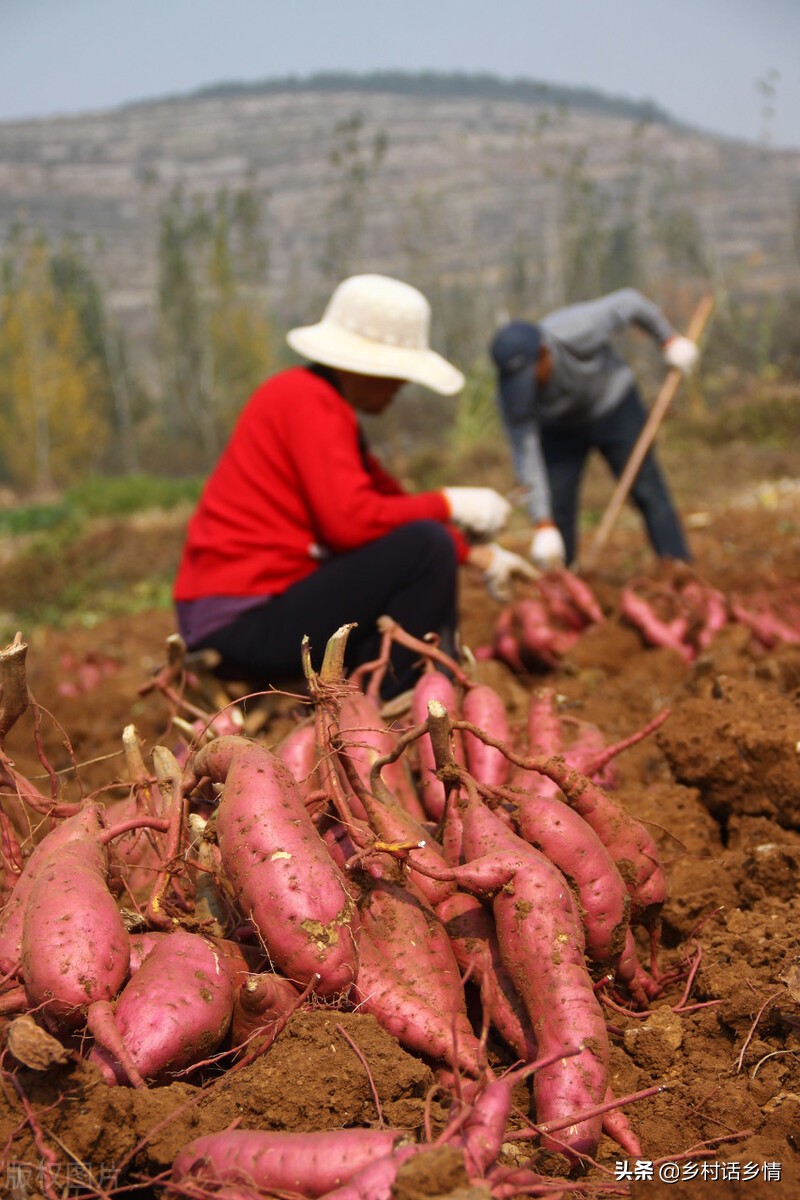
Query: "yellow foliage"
0 240 109 491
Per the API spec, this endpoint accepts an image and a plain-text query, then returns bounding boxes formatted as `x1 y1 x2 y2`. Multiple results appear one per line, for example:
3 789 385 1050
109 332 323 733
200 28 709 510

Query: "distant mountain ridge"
182 69 677 129
0 69 797 339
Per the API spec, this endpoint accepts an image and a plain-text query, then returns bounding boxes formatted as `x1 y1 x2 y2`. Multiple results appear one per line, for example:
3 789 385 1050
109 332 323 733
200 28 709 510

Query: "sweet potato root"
184 736 359 996
89 930 234 1085
171 1127 406 1196
21 827 130 1031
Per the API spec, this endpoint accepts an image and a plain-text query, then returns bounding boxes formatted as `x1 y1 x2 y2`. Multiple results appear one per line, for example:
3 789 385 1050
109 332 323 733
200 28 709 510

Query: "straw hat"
286 274 464 395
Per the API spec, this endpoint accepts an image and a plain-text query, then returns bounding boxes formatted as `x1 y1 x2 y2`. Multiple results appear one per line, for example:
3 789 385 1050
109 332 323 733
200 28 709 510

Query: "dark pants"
541 387 691 565
194 521 459 699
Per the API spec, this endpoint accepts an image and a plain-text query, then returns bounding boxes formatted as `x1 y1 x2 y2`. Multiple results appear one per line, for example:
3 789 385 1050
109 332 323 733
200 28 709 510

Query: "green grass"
0 475 204 536
65 474 204 518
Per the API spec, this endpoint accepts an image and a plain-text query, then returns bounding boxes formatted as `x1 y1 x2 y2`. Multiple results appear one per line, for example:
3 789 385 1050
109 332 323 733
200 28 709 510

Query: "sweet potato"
461 683 511 788
184 736 358 996
333 734 455 908
456 1078 514 1175
352 926 483 1077
511 598 580 668
358 877 462 1009
620 586 693 662
680 579 728 652
231 971 302 1046
337 691 426 822
526 757 667 925
426 842 609 1158
0 803 106 978
553 568 605 626
563 720 618 789
275 718 319 795
491 862 609 1158
514 788 629 964
410 670 465 821
128 930 167 974
171 1128 406 1197
510 687 562 790
21 830 130 1031
492 606 526 673
88 930 234 1085
436 890 537 1062
318 1144 422 1200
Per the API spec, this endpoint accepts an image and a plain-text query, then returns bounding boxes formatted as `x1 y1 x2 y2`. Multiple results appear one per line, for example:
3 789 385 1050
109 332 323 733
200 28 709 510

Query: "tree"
51 238 143 474
155 185 273 467
318 112 388 285
0 233 109 493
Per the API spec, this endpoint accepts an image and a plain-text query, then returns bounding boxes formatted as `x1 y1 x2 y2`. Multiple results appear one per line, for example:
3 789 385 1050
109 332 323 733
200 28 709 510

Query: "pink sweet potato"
337 691 426 823
0 803 106 978
553 568 604 626
275 718 319 795
510 687 562 789
358 877 463 1009
432 845 610 1159
492 607 526 673
563 720 618 789
461 683 511 788
89 930 234 1085
456 1078 514 1175
620 586 693 663
514 788 629 964
512 598 580 669
491 861 609 1158
526 757 667 925
680 579 728 652
436 890 537 1062
318 1144 422 1200
20 825 130 1031
410 671 465 821
357 877 482 1074
184 736 358 996
231 971 302 1046
171 1127 406 1197
352 926 483 1077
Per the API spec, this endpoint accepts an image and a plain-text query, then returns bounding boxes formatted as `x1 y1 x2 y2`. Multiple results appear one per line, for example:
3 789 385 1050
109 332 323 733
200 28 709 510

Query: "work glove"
442 487 511 537
530 522 566 571
662 335 699 374
482 543 539 602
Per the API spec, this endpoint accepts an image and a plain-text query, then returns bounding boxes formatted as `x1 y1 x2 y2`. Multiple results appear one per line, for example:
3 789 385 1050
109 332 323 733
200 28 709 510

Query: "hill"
0 70 798 335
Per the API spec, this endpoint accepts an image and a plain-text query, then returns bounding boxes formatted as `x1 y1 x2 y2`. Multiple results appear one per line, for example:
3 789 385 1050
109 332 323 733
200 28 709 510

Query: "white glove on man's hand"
530 523 566 571
482 543 539 602
663 335 699 374
442 487 511 537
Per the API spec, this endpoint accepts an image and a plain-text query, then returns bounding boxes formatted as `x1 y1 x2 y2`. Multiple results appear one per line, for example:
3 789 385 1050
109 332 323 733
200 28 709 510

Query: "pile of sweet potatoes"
484 565 800 671
477 569 605 672
0 627 677 1196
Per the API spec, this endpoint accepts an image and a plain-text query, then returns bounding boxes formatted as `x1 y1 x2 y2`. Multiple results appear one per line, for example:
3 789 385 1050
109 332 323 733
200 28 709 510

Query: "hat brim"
286 323 464 396
497 364 537 424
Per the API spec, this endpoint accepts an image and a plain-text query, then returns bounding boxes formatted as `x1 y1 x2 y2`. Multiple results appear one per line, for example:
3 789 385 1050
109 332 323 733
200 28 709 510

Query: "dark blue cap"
489 321 542 423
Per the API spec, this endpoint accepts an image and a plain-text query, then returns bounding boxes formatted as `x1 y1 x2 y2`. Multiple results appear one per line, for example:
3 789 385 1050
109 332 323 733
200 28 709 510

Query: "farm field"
0 425 799 1199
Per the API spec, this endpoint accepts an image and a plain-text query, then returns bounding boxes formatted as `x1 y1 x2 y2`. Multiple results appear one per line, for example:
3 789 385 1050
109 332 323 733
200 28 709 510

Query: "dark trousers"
194 521 459 699
541 387 691 565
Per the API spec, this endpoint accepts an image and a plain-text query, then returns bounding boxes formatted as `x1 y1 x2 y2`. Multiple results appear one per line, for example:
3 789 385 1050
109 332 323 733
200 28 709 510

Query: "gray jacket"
501 288 676 521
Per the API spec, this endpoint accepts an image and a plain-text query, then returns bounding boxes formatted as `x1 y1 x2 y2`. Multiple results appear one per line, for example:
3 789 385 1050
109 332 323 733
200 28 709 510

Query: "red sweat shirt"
174 366 468 602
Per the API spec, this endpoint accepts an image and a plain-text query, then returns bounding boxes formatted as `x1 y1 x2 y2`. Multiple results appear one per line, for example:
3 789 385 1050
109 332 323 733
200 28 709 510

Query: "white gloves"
442 487 511 537
482 543 539 602
663 335 699 375
530 524 566 571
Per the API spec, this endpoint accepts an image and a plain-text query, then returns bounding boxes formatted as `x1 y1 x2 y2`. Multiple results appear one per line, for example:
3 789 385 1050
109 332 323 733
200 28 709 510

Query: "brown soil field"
1 482 799 1200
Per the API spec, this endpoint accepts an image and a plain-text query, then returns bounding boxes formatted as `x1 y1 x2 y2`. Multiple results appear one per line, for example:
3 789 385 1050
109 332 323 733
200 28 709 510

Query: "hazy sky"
2 0 798 147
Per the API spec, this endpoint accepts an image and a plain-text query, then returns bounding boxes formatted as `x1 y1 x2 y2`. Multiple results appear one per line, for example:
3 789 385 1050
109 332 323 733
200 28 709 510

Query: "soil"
1 484 800 1200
